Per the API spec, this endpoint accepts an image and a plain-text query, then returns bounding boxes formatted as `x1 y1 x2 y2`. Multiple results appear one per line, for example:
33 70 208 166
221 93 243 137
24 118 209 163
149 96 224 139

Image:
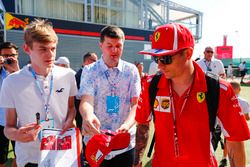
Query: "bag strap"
205 71 220 132
147 72 162 158
147 71 220 157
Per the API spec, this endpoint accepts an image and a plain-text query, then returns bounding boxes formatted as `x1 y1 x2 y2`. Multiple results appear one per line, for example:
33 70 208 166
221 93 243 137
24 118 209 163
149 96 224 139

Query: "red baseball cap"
139 23 194 56
85 130 130 167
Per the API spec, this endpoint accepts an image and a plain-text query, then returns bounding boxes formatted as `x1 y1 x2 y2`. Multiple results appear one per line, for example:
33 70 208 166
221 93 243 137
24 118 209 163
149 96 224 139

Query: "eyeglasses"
205 51 214 54
153 55 173 65
0 54 18 57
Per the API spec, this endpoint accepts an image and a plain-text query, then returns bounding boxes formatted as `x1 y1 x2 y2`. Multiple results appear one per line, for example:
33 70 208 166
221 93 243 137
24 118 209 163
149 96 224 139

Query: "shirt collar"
100 57 123 73
157 61 207 93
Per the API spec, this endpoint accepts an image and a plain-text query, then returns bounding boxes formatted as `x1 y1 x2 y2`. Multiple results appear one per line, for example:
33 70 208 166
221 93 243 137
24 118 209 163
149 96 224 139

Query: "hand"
17 122 42 142
116 123 130 133
61 118 75 135
82 112 100 136
3 57 19 73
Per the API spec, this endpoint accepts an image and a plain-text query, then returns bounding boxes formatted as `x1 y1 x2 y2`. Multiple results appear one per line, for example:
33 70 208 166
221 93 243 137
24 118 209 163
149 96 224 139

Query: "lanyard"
29 66 53 120
104 68 120 96
205 60 211 71
168 80 192 157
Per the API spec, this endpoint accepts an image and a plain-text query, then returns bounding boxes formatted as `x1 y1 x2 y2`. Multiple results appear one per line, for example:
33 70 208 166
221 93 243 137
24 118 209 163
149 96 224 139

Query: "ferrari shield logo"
155 32 160 42
197 92 205 103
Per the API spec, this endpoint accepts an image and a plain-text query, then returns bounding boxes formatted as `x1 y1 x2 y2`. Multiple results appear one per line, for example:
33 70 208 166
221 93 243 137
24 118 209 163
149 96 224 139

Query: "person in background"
239 61 247 84
55 56 76 74
54 56 70 68
218 80 250 167
75 52 98 129
133 23 249 167
148 60 158 75
78 25 141 167
197 46 226 78
227 63 234 80
0 19 77 167
135 61 147 78
0 42 19 167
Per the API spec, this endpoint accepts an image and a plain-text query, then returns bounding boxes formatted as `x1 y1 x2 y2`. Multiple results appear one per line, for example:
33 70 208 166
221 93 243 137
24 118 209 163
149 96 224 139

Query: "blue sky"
173 0 250 59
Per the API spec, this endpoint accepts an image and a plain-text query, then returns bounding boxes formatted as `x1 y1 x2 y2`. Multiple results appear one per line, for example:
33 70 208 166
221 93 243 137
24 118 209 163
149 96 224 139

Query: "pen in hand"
36 112 40 125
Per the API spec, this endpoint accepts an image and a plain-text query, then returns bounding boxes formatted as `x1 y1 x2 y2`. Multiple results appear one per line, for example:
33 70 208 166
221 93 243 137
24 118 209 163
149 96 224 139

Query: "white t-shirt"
0 65 77 167
197 58 225 75
239 63 246 71
238 96 250 114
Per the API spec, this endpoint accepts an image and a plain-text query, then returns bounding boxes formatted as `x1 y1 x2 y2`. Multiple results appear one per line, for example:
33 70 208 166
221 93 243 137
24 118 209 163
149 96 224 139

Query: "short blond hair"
230 81 241 90
24 19 58 48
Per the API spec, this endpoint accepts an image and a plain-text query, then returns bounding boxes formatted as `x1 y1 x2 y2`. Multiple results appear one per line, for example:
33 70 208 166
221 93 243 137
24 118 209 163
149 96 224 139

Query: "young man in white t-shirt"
0 19 77 167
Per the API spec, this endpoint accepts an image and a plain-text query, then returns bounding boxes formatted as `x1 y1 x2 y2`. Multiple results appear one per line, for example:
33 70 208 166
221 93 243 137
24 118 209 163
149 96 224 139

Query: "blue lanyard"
29 66 53 120
104 69 120 96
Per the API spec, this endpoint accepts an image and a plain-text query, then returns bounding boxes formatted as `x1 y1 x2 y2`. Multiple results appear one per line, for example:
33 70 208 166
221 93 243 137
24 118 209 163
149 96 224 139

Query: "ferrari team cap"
86 130 130 167
139 23 195 56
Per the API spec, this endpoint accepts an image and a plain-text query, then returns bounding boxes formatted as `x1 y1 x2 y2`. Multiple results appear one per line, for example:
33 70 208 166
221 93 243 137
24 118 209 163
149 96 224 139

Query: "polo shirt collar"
100 57 123 73
156 61 207 93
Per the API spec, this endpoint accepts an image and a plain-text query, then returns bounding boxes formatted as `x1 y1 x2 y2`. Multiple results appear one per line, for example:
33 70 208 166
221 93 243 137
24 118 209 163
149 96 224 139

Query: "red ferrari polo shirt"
135 62 250 167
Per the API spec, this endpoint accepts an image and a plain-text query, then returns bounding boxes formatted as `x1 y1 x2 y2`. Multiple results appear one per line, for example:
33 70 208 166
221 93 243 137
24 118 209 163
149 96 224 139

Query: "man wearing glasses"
197 46 226 78
0 42 19 167
133 23 249 167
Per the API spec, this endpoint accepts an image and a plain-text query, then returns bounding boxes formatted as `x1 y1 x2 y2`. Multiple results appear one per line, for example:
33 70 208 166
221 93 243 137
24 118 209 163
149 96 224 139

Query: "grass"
5 79 250 167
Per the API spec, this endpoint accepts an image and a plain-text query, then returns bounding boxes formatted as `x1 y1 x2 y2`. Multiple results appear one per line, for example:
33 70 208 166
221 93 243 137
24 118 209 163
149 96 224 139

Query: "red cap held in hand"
85 130 130 167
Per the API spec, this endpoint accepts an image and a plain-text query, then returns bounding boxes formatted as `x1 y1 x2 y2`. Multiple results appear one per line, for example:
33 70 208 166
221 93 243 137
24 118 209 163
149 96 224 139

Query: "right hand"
82 112 101 136
3 56 19 73
16 122 42 142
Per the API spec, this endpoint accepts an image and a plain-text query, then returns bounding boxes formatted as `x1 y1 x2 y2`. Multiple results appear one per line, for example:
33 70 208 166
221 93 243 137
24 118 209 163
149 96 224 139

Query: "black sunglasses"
205 50 214 54
153 55 173 65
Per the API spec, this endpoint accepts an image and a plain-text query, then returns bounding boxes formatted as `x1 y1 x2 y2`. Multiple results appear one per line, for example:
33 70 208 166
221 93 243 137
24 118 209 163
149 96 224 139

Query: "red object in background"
216 46 233 59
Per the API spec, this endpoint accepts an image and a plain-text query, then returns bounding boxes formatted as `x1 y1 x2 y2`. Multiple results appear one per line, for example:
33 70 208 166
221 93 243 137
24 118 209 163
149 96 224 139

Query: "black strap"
205 71 220 132
147 71 220 157
147 72 161 157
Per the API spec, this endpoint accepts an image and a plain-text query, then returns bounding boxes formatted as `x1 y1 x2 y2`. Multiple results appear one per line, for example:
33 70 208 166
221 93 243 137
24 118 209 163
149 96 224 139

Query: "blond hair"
230 81 241 90
24 19 58 48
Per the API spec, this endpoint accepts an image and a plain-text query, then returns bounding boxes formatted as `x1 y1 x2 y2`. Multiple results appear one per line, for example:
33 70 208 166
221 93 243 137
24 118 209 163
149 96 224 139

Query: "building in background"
0 0 202 71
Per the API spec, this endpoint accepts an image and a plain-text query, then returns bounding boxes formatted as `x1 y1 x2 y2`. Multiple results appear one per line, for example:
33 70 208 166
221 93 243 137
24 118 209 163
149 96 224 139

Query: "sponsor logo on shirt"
154 96 171 113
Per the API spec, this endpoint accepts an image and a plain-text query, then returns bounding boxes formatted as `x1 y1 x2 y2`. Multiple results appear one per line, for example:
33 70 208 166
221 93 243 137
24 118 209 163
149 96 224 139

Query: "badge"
196 92 205 103
40 118 54 129
106 96 120 114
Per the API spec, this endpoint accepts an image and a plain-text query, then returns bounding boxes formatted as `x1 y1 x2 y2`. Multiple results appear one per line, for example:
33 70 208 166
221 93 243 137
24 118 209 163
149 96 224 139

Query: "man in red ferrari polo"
133 23 250 167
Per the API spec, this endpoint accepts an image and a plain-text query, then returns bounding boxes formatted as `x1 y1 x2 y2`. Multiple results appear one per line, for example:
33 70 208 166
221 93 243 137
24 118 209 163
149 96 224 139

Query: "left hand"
61 118 75 134
116 123 130 133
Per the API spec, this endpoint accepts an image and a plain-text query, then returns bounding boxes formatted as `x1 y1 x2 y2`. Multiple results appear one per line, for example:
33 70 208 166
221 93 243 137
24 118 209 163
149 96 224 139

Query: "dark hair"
134 61 143 67
100 25 125 42
83 52 96 62
0 42 18 52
